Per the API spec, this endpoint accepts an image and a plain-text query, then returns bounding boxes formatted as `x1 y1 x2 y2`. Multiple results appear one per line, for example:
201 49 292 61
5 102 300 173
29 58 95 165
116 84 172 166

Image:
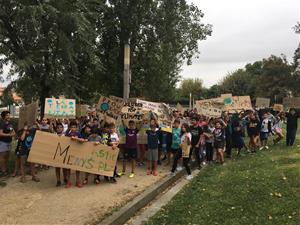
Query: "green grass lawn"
145 134 300 225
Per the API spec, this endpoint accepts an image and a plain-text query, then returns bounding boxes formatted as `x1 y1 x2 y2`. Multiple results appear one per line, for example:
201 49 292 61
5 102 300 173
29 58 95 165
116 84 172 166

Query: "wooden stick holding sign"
28 131 119 177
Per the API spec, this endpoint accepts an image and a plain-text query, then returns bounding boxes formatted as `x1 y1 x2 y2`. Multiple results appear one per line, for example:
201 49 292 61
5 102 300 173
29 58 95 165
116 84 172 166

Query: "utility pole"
189 93 192 110
123 43 130 100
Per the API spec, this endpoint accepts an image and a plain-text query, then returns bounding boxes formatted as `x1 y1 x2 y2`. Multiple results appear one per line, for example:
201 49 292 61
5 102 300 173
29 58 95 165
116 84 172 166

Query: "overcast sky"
181 0 300 87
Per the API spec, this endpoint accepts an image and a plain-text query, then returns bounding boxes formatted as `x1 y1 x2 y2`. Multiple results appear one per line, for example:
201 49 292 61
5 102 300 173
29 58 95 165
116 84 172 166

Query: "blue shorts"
260 132 269 141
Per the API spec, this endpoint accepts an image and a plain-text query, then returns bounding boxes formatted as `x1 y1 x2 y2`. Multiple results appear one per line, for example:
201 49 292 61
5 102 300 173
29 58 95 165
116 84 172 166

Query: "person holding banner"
108 123 120 183
14 125 40 183
65 121 85 188
54 123 69 187
171 123 193 180
0 111 15 177
119 120 139 178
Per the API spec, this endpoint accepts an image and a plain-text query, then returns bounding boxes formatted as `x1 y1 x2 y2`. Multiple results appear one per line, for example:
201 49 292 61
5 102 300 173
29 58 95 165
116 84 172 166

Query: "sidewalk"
0 162 170 225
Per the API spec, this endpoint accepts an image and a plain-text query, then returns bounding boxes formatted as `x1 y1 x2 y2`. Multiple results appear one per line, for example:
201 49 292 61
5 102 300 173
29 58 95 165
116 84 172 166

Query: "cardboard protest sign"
256 98 270 108
28 131 119 177
44 98 76 119
273 104 284 112
181 142 191 158
121 102 143 121
176 103 185 114
18 101 39 129
197 106 222 118
76 104 89 117
283 97 300 108
97 96 124 121
136 99 167 115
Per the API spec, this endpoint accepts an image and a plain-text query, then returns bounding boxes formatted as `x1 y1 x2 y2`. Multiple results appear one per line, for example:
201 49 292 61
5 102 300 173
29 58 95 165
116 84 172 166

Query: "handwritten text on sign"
45 98 76 118
28 131 119 176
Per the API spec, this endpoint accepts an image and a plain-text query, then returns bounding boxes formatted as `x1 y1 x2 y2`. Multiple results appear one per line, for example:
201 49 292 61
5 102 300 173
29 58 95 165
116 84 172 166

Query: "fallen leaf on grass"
288 216 292 219
274 192 282 198
282 176 287 180
268 215 273 220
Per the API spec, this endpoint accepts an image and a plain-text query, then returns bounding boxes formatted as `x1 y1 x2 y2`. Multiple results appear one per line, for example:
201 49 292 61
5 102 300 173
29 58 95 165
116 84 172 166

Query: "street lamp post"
123 44 130 100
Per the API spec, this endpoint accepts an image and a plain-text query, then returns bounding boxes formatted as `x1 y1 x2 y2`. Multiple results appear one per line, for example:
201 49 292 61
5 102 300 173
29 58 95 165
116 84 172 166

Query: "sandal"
83 178 88 185
32 176 40 182
94 178 100 185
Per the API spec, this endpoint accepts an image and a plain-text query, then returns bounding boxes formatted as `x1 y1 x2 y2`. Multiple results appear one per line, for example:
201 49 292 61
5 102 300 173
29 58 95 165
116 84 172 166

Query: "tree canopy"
0 0 212 113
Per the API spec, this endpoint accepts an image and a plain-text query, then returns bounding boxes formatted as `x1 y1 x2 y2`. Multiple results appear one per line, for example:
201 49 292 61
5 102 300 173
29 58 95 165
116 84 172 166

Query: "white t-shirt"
110 132 120 144
181 132 192 144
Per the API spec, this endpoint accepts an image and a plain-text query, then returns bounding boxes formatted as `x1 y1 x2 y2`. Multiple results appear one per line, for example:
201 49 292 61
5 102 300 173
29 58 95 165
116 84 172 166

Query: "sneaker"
170 172 176 177
202 162 206 166
129 173 135 178
117 172 125 177
186 175 193 180
259 147 264 151
76 182 83 188
265 146 269 150
176 166 183 172
110 177 117 183
65 181 72 188
56 181 61 187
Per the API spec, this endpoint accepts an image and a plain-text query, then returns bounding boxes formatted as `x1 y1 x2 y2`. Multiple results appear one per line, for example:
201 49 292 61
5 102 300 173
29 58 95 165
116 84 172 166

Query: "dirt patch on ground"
0 162 170 225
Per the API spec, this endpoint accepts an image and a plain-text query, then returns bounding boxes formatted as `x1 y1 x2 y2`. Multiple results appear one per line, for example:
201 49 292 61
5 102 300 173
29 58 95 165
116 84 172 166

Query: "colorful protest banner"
28 131 119 177
221 94 233 106
195 98 223 115
44 98 76 119
224 96 252 112
18 101 39 129
255 98 270 108
97 96 124 121
273 104 284 112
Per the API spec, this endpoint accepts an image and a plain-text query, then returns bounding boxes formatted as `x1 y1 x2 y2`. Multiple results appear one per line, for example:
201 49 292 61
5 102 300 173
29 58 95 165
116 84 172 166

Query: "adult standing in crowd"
286 108 299 146
0 111 15 177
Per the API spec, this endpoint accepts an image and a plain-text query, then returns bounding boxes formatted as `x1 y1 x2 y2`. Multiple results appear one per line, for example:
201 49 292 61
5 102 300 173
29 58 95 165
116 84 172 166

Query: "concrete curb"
98 168 188 225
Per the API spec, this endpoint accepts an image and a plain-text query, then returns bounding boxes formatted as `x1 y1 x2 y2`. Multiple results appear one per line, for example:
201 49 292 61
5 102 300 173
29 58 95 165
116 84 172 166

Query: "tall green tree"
0 0 103 114
180 78 204 100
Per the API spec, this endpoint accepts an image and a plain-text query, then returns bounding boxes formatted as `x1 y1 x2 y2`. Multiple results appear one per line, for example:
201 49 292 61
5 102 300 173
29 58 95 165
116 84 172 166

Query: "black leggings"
206 142 214 162
286 129 297 146
171 150 191 175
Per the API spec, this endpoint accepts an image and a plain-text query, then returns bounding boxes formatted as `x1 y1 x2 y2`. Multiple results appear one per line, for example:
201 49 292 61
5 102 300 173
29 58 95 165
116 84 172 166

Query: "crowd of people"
0 106 299 188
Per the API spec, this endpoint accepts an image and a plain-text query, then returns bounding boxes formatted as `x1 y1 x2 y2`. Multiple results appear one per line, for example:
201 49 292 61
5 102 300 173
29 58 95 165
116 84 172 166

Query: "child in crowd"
246 112 261 153
204 118 215 164
231 119 245 156
65 121 84 188
171 123 193 180
272 113 284 145
14 124 40 183
190 117 203 170
169 119 182 170
259 112 272 150
83 128 102 185
213 120 226 164
108 123 119 183
119 120 138 178
54 123 69 187
146 124 160 176
138 119 149 166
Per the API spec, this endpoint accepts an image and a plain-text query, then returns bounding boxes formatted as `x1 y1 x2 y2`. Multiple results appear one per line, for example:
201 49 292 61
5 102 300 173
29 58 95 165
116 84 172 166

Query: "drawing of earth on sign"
224 98 233 106
100 103 109 112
